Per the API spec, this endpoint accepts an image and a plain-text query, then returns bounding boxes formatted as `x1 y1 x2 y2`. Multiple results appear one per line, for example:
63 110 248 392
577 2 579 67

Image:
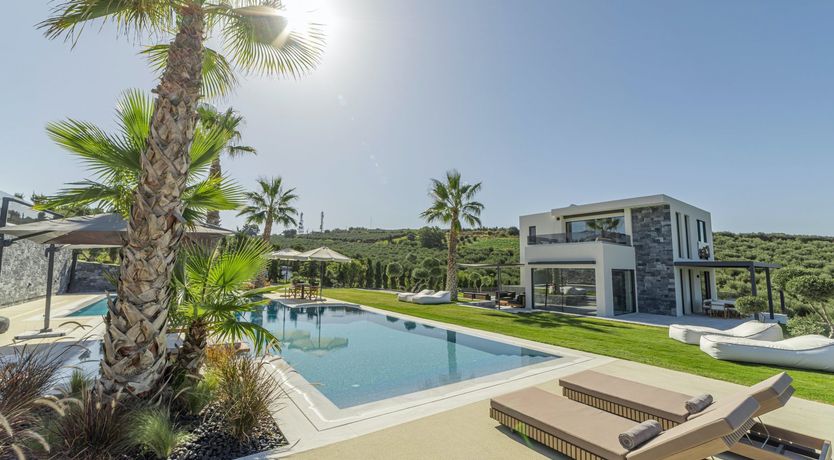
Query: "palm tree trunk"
175 318 208 383
262 214 273 243
205 158 222 226
446 225 459 300
100 5 204 399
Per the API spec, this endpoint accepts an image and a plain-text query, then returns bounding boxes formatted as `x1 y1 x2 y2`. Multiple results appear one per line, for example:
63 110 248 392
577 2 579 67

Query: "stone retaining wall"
0 240 72 307
68 261 118 293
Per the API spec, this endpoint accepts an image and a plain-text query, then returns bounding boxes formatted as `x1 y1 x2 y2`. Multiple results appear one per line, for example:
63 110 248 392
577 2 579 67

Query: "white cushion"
669 321 783 345
699 334 834 372
412 291 451 305
397 290 433 302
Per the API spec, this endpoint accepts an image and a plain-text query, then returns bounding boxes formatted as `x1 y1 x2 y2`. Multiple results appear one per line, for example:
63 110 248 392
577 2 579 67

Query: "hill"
270 227 834 296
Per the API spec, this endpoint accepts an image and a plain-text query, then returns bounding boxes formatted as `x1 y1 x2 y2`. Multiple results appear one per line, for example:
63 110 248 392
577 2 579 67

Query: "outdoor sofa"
556 370 831 459
397 289 433 302
669 320 783 345
700 334 834 372
491 386 761 460
411 290 451 304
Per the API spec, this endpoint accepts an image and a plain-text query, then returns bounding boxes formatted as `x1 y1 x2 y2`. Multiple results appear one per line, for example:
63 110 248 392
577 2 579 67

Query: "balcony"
527 230 631 246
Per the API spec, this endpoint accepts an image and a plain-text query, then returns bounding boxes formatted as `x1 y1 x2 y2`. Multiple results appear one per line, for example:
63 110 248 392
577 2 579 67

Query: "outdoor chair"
669 320 784 345
556 370 831 459
700 334 834 372
491 386 761 460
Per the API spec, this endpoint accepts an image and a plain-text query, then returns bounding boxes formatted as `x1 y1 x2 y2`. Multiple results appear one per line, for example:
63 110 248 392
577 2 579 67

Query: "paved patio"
0 293 104 347
282 359 834 459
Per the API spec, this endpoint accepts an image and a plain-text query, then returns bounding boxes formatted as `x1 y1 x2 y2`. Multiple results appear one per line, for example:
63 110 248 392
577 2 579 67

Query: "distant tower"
320 212 324 233
298 212 304 234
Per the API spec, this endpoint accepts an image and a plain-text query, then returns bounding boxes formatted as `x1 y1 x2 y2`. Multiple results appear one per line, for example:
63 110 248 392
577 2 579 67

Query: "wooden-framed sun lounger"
490 387 760 460
558 370 831 460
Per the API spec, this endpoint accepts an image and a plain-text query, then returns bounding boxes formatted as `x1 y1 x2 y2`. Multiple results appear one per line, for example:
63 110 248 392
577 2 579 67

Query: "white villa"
519 194 718 317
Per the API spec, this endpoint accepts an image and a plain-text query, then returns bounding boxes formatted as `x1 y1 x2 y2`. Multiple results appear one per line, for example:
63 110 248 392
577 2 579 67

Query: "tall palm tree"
171 238 279 382
238 177 299 243
39 90 243 222
41 1 324 398
197 105 257 226
420 170 484 300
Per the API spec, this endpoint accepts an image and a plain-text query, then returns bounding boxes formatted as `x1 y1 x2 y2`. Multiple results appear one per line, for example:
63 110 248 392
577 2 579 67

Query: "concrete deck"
0 293 105 347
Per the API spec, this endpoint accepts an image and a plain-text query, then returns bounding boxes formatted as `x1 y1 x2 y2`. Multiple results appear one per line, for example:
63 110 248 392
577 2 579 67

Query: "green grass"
326 288 834 404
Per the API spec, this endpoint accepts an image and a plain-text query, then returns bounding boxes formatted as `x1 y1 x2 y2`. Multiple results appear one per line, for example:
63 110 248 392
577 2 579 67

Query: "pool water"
256 302 559 408
68 297 111 316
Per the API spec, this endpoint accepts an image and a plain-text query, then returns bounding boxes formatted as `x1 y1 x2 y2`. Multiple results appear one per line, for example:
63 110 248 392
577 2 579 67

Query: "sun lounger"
558 370 831 459
700 334 834 372
397 289 433 302
412 290 451 304
491 386 760 460
669 320 784 345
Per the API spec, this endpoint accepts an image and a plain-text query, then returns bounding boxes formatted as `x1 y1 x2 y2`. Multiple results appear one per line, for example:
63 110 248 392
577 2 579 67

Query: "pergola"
458 262 524 301
673 260 782 320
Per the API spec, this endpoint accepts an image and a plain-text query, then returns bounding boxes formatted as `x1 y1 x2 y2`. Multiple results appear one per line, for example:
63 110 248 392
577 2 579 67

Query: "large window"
532 268 597 315
612 269 636 315
697 220 707 243
565 215 626 243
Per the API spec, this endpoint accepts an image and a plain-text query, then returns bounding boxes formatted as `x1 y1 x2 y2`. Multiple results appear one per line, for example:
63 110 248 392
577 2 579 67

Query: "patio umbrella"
0 213 232 339
0 213 230 246
296 246 351 299
269 248 307 282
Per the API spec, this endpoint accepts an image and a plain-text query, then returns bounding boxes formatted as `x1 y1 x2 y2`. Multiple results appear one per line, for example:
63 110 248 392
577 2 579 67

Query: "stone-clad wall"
68 261 118 293
631 205 676 315
0 240 73 307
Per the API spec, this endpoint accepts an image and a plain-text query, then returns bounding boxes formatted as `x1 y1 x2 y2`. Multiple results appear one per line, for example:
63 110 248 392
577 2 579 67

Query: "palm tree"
238 177 299 243
197 105 257 226
420 170 484 300
171 238 279 382
39 90 243 223
41 1 324 398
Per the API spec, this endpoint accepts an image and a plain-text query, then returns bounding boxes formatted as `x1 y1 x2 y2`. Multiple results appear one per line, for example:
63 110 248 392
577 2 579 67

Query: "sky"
1 1 833 235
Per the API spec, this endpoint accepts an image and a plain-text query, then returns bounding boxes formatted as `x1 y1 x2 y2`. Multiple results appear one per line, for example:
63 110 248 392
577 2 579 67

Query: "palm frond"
36 180 130 216
39 0 174 44
182 176 246 223
217 4 325 79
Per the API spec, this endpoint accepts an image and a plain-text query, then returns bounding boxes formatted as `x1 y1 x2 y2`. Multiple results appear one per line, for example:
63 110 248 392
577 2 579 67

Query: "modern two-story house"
519 195 716 317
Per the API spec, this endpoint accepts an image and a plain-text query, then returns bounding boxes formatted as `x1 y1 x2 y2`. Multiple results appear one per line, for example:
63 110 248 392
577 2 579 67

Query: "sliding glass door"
532 267 597 315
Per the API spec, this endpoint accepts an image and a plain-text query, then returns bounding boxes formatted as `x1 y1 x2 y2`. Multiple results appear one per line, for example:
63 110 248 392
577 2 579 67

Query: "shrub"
0 345 67 458
46 388 133 460
735 296 769 321
787 314 831 337
177 371 220 415
130 407 190 459
213 356 282 442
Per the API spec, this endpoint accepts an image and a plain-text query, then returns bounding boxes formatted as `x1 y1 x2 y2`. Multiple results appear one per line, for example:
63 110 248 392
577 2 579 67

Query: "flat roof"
550 194 701 217
673 260 781 269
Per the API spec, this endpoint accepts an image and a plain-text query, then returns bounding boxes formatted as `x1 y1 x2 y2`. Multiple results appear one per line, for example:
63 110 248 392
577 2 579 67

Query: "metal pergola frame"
458 262 524 302
673 260 783 320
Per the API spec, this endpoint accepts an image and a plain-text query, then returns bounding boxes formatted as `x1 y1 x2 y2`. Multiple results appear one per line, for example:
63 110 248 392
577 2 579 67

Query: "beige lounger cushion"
491 387 633 459
560 370 691 424
700 334 834 372
669 321 783 345
626 394 759 460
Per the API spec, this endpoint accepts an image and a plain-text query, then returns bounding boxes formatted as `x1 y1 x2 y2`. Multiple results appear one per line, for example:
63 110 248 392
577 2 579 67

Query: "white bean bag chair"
412 291 451 305
669 320 783 345
699 334 834 372
397 289 433 302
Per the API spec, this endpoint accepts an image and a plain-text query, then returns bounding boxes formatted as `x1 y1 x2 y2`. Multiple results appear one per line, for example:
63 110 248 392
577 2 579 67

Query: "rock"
0 316 8 334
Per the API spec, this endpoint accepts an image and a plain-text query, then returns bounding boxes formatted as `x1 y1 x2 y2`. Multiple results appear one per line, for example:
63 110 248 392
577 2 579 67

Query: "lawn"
324 288 834 405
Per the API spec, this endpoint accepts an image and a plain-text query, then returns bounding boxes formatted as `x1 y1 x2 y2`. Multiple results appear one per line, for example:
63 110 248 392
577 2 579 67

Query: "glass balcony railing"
527 230 631 246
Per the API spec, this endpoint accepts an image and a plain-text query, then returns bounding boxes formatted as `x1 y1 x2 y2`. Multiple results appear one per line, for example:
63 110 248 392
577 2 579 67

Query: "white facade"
519 194 716 317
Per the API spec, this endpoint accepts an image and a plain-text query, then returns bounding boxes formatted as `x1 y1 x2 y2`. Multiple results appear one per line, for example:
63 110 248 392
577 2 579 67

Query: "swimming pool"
258 302 559 408
67 297 111 316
